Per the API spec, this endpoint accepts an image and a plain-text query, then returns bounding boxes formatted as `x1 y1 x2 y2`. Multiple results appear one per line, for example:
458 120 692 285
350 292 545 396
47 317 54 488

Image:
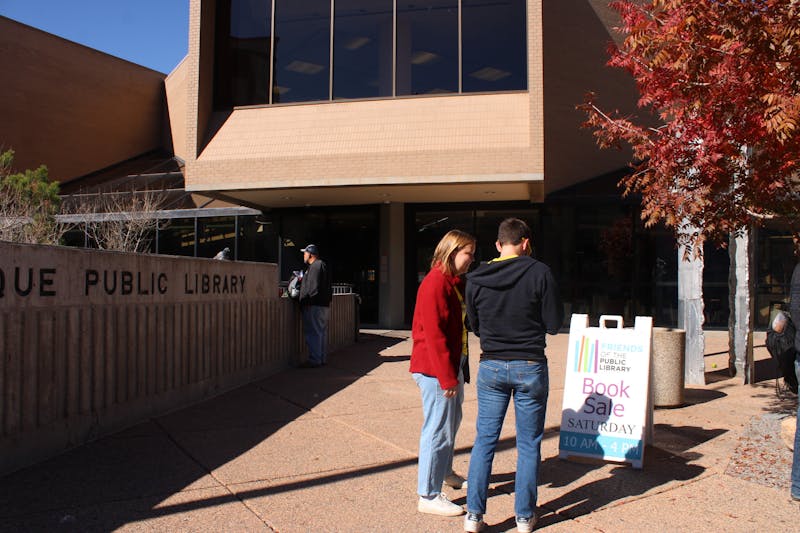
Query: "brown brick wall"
528 0 545 176
186 0 202 162
183 0 635 200
542 1 641 194
165 58 189 161
188 93 537 189
0 17 167 182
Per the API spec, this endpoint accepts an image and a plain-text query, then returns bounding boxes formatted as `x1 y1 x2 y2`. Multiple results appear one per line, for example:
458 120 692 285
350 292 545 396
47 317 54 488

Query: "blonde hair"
431 230 476 276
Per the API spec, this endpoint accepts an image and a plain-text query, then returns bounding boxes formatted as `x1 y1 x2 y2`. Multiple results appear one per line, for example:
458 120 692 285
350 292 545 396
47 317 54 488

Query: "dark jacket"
409 268 466 390
466 255 562 362
299 259 332 307
791 262 800 354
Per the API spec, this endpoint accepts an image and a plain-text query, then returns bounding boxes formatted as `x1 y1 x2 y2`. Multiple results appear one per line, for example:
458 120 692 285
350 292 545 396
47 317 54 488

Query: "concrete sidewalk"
0 329 798 532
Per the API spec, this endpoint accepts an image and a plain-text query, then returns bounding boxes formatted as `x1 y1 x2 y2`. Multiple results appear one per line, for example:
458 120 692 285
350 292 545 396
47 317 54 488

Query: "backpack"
765 311 798 396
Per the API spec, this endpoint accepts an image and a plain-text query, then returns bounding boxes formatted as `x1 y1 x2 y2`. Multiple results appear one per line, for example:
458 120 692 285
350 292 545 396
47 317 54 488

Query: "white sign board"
559 314 653 468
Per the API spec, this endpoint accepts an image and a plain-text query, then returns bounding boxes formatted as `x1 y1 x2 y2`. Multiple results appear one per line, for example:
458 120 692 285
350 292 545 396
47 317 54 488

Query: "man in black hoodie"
463 218 562 533
298 244 332 368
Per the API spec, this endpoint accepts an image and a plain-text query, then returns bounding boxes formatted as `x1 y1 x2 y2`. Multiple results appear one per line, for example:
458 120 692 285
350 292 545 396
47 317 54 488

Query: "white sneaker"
516 515 537 532
464 512 485 532
444 471 467 489
417 493 464 516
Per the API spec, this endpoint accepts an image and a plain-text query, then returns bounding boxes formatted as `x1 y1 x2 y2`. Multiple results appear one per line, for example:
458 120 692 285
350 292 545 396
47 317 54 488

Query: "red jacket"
410 267 465 390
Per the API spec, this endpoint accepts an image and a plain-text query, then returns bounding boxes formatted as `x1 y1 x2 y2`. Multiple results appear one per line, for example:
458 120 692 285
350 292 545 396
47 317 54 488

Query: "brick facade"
181 0 637 206
0 16 166 182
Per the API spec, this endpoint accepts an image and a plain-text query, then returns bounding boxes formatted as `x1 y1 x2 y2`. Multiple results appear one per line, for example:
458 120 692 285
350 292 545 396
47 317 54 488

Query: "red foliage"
580 0 800 254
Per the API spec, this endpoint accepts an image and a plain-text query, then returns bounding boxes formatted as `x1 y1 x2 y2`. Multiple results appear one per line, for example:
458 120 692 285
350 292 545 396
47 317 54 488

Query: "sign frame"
559 314 654 468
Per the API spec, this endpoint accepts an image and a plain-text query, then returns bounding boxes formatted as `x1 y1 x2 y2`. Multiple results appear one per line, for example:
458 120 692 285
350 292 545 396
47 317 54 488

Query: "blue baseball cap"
300 244 319 256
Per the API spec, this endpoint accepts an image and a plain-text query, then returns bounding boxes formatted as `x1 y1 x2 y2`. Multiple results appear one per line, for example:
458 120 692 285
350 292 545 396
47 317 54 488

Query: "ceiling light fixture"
470 67 511 82
344 37 371 50
411 51 439 65
286 60 324 75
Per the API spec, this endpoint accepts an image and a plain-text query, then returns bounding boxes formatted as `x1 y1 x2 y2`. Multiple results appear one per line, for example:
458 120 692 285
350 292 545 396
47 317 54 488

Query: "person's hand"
443 387 457 398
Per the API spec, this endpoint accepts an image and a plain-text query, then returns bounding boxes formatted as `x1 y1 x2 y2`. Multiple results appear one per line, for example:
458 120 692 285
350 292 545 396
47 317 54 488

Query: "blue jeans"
302 305 329 365
467 359 549 518
792 360 800 498
413 371 464 497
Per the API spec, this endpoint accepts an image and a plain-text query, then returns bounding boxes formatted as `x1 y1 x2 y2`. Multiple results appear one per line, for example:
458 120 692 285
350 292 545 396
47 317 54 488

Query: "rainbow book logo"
573 335 599 373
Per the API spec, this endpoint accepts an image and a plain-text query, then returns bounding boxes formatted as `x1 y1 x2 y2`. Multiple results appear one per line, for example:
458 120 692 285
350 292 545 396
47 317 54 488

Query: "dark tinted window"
273 0 331 103
333 0 394 99
396 0 458 95
214 0 272 108
198 217 237 259
158 218 197 257
238 215 278 262
462 0 527 93
214 0 528 105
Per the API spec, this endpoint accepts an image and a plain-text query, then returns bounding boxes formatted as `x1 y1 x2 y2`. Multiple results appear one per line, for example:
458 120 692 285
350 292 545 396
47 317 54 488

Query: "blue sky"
1 1 189 74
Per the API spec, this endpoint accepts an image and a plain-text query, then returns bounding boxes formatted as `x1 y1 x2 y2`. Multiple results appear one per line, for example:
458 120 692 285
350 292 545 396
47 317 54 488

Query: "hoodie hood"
467 255 538 290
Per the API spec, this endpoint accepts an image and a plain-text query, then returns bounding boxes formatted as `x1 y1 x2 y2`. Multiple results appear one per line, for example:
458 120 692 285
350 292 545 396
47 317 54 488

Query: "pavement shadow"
706 353 780 385
705 366 737 383
760 391 798 417
535 445 705 526
650 424 727 460
0 333 405 532
461 435 708 532
682 387 727 406
753 356 781 384
535 407 722 526
446 416 715 532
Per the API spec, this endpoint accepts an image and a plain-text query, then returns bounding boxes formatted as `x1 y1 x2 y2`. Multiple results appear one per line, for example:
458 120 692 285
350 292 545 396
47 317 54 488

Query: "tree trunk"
678 234 706 385
728 229 755 384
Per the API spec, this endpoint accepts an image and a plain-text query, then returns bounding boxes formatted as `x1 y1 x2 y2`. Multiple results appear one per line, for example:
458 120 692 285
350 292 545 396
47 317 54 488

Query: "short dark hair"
497 218 531 245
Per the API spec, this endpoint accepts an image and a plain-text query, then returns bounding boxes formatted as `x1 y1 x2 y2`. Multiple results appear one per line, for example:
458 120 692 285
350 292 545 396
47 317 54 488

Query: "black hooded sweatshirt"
466 255 563 362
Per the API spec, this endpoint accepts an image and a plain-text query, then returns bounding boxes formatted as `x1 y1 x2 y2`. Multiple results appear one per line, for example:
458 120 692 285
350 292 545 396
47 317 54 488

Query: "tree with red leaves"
580 0 800 255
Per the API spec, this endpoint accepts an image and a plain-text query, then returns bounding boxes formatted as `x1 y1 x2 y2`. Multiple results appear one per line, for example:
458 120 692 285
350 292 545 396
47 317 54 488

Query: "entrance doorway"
405 203 540 322
275 205 380 324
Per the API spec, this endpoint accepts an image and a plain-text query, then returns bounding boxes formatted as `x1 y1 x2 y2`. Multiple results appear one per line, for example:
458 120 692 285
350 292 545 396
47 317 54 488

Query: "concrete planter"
652 327 686 407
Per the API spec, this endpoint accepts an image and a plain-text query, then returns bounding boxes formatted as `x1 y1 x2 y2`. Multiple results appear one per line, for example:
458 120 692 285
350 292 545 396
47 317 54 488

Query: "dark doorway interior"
276 205 380 324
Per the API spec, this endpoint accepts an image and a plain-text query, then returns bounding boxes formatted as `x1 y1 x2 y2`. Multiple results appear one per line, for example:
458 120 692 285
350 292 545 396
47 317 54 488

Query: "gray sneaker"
417 493 464 517
516 515 537 532
464 512 485 532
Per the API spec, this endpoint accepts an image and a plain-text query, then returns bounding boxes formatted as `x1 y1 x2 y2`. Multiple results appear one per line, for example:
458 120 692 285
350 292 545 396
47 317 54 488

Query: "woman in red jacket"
410 229 475 517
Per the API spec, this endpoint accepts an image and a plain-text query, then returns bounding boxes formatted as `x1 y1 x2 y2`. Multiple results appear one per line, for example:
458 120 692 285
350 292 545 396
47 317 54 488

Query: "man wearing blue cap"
298 244 332 368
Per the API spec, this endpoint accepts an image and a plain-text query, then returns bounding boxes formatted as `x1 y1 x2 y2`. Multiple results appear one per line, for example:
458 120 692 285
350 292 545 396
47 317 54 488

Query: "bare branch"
66 189 168 253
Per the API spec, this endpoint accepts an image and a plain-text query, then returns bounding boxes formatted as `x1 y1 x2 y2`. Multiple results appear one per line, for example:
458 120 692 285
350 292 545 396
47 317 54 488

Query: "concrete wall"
0 243 358 474
0 17 167 182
